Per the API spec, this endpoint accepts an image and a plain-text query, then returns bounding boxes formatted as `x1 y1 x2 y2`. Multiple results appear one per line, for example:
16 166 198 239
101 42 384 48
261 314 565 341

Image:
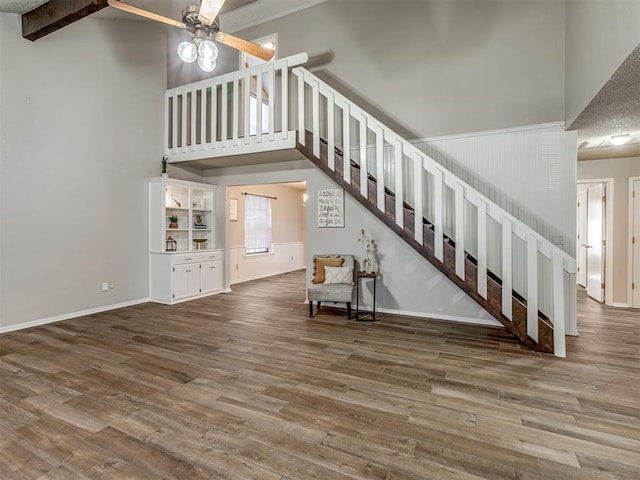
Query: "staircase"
297 130 553 352
163 53 576 357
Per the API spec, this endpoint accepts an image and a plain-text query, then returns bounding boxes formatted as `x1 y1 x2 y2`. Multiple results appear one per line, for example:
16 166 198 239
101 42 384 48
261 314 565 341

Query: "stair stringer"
296 130 555 354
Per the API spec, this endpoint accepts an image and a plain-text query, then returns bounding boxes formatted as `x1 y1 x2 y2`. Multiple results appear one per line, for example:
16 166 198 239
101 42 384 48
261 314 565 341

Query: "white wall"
0 15 168 331
227 183 306 284
578 157 640 305
565 0 640 126
173 0 566 138
206 160 499 326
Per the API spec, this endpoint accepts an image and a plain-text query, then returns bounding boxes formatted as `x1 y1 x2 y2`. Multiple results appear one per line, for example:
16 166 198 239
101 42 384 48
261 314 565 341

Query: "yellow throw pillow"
312 256 344 284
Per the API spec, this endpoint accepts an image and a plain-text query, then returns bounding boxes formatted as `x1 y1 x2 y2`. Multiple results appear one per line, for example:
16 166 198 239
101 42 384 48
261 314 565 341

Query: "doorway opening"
226 181 306 285
577 179 614 304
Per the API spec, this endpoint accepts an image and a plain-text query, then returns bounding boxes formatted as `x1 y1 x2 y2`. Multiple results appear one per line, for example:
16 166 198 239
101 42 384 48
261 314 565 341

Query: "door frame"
577 178 614 305
629 177 640 308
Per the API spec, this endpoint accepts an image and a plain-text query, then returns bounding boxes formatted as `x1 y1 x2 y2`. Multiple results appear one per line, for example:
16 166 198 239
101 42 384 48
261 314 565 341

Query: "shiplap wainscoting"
229 242 305 285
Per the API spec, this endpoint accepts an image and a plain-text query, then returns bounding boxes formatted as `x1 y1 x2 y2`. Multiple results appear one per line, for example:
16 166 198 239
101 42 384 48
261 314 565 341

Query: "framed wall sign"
229 198 239 221
317 189 344 227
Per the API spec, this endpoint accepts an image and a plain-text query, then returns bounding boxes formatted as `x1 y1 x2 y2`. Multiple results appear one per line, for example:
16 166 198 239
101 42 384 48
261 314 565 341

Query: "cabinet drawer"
172 251 224 265
201 251 223 262
172 253 200 265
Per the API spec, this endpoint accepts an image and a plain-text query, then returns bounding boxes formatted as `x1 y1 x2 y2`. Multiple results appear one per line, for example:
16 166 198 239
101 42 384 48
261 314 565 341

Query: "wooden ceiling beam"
21 0 109 41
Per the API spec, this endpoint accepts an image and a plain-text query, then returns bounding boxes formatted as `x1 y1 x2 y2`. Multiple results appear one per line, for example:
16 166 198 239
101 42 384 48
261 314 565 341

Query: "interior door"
577 189 587 287
586 183 605 302
632 180 640 307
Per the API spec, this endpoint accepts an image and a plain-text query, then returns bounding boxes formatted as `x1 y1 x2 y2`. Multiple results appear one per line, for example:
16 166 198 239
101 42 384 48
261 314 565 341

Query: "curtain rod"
242 192 277 200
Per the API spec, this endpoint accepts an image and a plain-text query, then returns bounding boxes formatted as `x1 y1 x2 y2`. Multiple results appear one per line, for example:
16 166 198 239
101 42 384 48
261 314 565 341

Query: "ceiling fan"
107 0 275 72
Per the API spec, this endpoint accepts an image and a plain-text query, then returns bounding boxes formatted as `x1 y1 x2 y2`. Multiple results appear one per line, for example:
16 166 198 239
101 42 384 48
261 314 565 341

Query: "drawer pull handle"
184 257 192 261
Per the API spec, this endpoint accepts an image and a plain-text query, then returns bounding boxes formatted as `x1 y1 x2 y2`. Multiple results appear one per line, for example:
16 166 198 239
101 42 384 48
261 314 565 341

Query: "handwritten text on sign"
317 189 344 228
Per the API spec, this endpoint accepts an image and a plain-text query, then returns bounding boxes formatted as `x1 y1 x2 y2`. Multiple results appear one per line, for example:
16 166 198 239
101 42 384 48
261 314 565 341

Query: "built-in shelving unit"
148 177 224 304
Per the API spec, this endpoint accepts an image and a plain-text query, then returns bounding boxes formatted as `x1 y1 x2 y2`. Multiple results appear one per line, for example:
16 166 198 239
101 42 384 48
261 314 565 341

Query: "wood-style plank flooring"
1 270 639 479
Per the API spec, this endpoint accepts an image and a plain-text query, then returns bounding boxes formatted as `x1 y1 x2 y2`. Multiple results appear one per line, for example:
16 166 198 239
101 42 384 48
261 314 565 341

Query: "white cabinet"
150 249 225 304
173 264 199 300
148 177 225 304
200 261 223 294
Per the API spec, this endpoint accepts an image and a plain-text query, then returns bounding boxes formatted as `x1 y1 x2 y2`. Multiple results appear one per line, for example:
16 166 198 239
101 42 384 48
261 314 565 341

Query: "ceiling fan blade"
107 0 187 29
214 32 275 61
198 0 226 26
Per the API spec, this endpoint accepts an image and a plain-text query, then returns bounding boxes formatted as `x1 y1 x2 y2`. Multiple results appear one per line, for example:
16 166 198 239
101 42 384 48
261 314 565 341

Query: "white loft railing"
164 53 308 159
292 66 576 357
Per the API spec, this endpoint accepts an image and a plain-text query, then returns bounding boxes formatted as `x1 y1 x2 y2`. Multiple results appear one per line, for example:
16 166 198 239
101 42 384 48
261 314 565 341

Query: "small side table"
355 271 376 321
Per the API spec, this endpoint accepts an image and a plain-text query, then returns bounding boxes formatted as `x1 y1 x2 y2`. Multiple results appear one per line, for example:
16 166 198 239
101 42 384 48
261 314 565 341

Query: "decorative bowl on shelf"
193 238 208 250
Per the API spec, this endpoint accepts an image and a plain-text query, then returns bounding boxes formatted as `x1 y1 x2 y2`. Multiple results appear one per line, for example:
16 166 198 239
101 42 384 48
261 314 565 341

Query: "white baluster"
297 72 305 146
552 251 566 357
414 153 424 245
501 216 513 321
312 79 319 157
394 138 404 229
476 199 487 299
199 87 206 150
243 70 251 144
256 70 262 144
280 64 289 139
164 93 170 153
342 103 350 184
434 168 444 262
360 114 368 198
267 65 275 141
181 90 187 152
211 83 217 146
232 77 239 145
189 89 196 150
454 182 465 279
222 81 228 146
327 91 335 171
376 125 385 213
526 234 539 342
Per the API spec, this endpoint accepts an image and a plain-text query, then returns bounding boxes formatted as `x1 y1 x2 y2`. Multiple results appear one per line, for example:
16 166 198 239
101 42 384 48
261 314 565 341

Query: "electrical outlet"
101 282 109 292
109 281 115 290
235 264 239 270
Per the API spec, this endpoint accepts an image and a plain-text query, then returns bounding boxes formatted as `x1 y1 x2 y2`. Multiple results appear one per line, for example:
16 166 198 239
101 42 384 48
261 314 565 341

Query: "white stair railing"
292 66 576 357
164 53 308 159
163 56 576 356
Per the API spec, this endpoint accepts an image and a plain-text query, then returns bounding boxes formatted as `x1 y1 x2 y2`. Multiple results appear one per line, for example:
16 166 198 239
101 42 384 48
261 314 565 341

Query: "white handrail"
293 66 575 357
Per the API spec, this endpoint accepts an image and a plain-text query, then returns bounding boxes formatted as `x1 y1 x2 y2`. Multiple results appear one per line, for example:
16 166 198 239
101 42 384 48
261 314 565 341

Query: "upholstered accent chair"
308 254 355 318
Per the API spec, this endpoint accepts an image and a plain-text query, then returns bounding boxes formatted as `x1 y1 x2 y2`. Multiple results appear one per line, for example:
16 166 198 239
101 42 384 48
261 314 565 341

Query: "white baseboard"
0 298 150 334
611 302 635 308
231 265 305 285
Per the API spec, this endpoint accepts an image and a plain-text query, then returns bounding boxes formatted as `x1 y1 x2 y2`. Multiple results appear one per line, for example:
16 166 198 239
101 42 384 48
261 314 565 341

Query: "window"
245 194 272 255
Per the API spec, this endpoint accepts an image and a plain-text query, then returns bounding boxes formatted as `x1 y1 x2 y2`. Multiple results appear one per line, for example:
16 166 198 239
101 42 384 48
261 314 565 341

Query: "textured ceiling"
570 43 640 150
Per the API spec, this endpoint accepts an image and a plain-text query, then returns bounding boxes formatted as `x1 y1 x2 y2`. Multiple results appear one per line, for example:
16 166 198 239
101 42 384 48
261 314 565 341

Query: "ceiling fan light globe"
177 41 197 63
198 56 217 73
198 40 219 62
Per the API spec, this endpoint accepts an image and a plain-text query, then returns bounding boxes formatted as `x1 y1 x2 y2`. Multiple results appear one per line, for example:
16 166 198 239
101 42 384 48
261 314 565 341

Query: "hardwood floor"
1 271 638 479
